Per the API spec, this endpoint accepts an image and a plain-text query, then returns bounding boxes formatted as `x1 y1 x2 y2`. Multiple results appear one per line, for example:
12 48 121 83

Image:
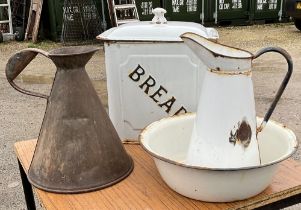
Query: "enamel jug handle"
253 47 293 133
6 48 50 99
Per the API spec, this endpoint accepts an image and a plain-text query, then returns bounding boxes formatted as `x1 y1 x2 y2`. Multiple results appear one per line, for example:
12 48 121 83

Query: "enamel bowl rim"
139 113 298 171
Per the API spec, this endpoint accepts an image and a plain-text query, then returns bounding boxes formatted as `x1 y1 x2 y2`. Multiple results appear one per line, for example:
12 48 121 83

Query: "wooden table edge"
14 139 301 210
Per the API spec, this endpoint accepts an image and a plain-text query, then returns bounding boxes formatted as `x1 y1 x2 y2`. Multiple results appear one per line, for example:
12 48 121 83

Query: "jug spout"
48 46 100 69
181 32 253 72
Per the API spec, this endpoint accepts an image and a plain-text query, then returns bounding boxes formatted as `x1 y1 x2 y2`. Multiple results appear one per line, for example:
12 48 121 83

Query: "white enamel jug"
182 32 293 168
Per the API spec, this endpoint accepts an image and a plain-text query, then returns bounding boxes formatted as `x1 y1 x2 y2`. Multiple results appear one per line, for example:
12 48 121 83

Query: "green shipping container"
45 0 64 41
161 0 250 25
159 0 285 25
163 0 204 23
250 0 283 21
136 0 162 21
211 0 250 24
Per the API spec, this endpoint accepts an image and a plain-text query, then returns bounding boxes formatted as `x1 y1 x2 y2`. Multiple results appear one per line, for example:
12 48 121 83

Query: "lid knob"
152 8 167 24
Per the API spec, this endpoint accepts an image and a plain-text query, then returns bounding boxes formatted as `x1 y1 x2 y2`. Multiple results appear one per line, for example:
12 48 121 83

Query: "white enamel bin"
97 9 219 141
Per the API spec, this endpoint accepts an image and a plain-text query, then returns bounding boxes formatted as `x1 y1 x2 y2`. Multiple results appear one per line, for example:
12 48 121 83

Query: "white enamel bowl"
139 113 298 202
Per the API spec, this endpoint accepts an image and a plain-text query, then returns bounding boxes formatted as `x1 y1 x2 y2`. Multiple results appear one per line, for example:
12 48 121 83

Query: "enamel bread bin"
97 9 218 141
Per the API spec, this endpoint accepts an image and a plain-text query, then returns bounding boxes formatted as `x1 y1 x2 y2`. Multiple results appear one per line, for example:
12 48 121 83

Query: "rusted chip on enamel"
209 68 252 76
229 118 252 148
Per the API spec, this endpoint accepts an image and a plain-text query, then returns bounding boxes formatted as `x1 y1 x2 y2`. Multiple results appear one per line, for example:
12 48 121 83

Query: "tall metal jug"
181 33 292 168
6 46 134 193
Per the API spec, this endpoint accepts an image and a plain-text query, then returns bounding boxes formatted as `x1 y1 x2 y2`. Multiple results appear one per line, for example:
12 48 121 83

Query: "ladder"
0 0 14 40
112 0 139 26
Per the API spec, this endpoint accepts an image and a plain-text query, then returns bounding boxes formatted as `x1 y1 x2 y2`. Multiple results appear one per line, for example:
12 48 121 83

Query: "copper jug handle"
6 48 50 99
253 47 293 133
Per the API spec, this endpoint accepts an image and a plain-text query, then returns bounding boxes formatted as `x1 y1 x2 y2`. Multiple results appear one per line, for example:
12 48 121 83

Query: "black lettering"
129 65 145 82
150 86 168 103
139 75 156 94
159 97 176 114
174 106 188 115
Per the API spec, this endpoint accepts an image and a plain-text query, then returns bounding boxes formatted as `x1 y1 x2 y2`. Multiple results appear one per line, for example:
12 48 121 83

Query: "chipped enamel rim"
139 113 298 171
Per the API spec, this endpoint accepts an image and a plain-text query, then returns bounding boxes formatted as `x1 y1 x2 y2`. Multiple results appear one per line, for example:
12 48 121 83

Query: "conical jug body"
6 46 133 193
181 33 292 169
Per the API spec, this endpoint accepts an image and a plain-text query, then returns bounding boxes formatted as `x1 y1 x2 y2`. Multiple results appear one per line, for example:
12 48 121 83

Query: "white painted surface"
99 22 219 141
151 8 167 24
139 113 298 202
97 21 218 42
181 32 260 168
186 72 260 168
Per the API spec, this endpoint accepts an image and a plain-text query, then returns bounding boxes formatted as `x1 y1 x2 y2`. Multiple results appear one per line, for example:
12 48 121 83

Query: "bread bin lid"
97 8 219 42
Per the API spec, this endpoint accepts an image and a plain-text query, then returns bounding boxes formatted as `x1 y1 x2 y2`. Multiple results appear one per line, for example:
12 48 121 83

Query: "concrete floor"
0 22 300 209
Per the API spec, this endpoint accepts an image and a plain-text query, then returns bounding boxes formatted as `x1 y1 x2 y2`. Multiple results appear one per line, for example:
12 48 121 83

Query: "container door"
136 0 162 21
208 0 250 25
163 0 204 23
251 0 283 20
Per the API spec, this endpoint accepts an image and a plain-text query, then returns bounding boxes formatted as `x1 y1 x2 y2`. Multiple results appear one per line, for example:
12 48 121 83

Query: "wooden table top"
15 139 301 210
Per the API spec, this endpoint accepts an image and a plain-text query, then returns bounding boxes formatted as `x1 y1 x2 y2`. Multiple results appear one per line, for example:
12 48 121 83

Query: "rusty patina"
6 46 134 193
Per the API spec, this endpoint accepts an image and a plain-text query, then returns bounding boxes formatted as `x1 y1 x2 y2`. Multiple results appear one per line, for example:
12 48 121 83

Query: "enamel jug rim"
181 32 254 59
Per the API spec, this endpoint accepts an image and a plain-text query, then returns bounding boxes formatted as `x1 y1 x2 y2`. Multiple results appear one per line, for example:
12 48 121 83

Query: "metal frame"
100 0 107 30
18 160 36 210
279 0 284 21
11 0 28 41
112 0 139 26
0 0 14 40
